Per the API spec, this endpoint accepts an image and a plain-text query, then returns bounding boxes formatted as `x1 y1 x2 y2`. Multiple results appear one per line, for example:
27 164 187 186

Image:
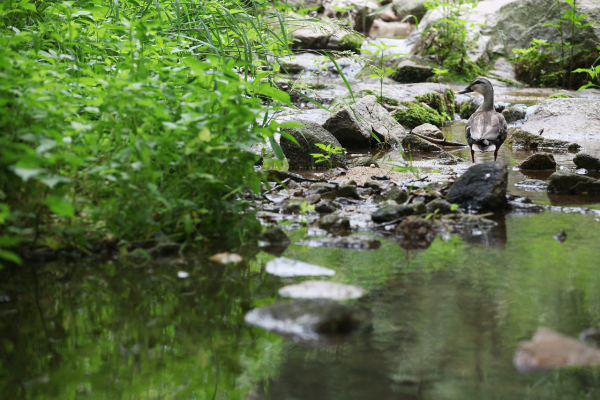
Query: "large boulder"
290 25 362 52
446 161 509 211
574 153 600 171
280 119 346 170
323 0 379 33
521 98 600 140
516 153 557 170
323 95 405 148
505 129 581 152
502 104 527 124
547 171 600 194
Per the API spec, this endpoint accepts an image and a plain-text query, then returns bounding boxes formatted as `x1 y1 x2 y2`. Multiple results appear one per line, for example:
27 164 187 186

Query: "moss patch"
415 90 455 117
548 92 573 99
393 101 444 129
459 100 475 120
339 33 364 54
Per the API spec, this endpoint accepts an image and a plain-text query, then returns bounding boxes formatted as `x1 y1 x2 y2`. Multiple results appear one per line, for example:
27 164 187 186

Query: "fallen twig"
409 131 467 147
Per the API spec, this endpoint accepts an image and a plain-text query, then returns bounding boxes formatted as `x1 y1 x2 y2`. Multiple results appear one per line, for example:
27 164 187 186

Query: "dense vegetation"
0 0 307 263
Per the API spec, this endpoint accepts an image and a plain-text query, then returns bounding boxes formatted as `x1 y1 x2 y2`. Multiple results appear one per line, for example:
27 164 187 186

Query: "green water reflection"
2 212 600 399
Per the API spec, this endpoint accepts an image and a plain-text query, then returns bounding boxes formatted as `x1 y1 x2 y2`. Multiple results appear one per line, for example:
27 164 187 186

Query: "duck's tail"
471 139 496 153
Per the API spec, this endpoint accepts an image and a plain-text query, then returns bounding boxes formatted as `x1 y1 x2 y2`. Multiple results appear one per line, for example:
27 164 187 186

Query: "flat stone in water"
244 299 368 340
514 328 600 373
278 281 367 300
514 179 549 192
298 235 381 250
265 257 336 277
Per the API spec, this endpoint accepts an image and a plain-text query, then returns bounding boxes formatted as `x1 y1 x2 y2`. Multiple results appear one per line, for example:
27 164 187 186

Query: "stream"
3 38 600 400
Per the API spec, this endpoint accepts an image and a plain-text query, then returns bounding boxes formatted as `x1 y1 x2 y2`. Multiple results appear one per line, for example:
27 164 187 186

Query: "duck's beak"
456 85 473 94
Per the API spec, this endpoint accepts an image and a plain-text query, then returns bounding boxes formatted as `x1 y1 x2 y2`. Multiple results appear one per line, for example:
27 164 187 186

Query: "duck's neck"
477 89 495 112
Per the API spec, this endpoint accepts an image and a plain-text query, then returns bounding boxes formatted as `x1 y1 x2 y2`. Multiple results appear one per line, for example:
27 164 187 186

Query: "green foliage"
548 92 574 99
415 91 455 118
417 0 481 78
393 101 444 129
0 0 300 253
310 143 345 170
363 40 404 100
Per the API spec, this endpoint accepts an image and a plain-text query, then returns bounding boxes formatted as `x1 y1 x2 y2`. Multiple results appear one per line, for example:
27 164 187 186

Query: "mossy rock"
339 33 364 54
393 101 444 129
415 91 455 116
391 60 434 83
505 129 581 151
331 89 398 109
402 135 442 152
459 100 475 120
548 90 574 99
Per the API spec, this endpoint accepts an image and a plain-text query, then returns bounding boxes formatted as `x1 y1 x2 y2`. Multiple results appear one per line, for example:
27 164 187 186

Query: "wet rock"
244 299 369 337
393 101 444 129
265 257 336 277
257 227 291 246
357 187 373 196
338 33 365 54
392 0 428 21
513 328 600 373
323 0 378 33
553 229 567 243
573 153 600 171
425 198 453 215
516 153 556 170
318 213 351 230
209 252 243 265
505 129 580 151
396 217 435 251
489 57 519 83
412 123 443 139
384 186 408 204
278 281 367 300
514 179 548 192
305 183 338 196
408 201 427 215
502 104 527 123
280 120 346 170
299 235 381 250
435 151 460 165
282 202 303 214
347 156 379 168
321 185 360 200
446 161 508 211
363 180 382 190
547 171 600 194
376 8 398 22
390 59 434 83
369 20 411 38
323 95 405 148
402 135 442 153
315 200 339 214
372 204 414 223
521 98 600 137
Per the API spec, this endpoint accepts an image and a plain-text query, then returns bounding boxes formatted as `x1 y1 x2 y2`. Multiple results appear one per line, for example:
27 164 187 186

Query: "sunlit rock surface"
514 328 600 373
278 281 367 300
265 257 336 277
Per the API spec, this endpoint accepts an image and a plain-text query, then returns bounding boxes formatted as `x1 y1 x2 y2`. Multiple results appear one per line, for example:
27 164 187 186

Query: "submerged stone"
514 328 600 373
425 198 454 214
208 252 243 265
257 227 290 246
278 281 367 300
318 214 351 231
547 171 600 194
299 235 381 250
244 299 369 338
446 161 508 211
514 179 548 192
265 257 336 277
396 217 435 252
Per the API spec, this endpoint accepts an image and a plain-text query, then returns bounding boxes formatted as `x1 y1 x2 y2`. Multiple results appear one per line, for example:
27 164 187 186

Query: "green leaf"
255 85 291 105
9 166 44 182
0 250 22 266
269 136 285 160
0 203 9 224
44 196 75 217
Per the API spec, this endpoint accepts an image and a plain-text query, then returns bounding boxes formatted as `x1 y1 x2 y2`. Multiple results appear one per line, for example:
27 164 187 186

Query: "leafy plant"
310 143 345 170
417 0 481 78
362 40 406 101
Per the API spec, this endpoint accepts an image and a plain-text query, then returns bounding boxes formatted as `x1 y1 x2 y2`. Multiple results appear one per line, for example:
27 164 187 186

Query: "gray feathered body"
465 110 508 153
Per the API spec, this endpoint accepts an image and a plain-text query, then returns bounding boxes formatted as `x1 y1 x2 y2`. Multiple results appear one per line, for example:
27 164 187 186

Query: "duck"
456 77 508 163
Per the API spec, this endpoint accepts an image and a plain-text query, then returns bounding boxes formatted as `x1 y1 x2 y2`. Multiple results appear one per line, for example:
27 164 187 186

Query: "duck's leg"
471 148 475 163
494 149 498 161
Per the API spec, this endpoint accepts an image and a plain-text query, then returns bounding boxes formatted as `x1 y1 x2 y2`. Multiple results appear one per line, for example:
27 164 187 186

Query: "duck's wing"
467 111 504 142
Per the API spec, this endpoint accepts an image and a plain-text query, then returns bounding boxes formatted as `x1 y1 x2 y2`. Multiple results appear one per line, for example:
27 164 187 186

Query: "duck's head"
456 77 493 95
